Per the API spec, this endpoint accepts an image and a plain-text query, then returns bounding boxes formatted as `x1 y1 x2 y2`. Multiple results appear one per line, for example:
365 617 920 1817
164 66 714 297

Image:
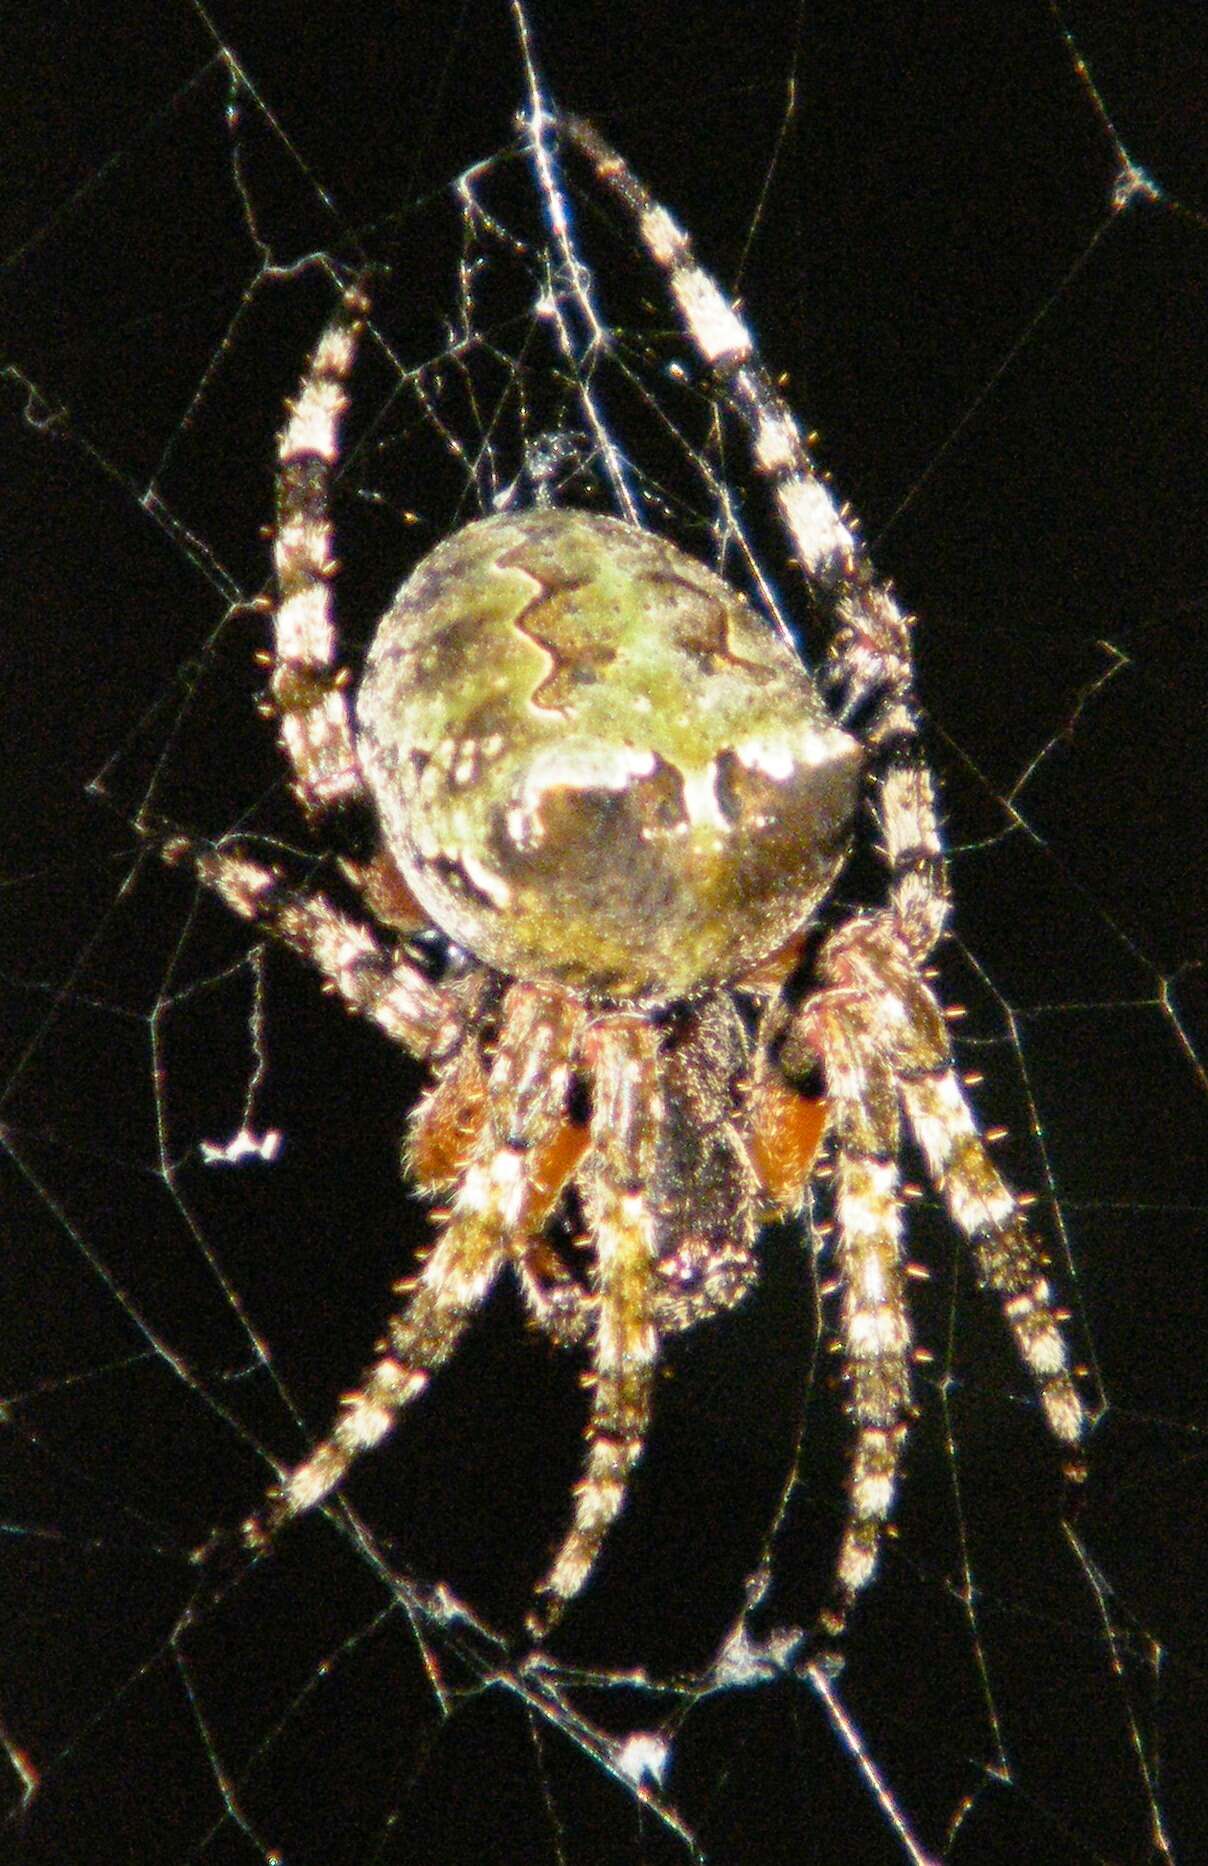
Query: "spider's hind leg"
784 914 1085 1634
900 1054 1085 1450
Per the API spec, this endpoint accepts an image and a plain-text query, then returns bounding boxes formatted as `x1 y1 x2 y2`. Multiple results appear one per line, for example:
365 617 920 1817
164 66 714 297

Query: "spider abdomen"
357 509 860 998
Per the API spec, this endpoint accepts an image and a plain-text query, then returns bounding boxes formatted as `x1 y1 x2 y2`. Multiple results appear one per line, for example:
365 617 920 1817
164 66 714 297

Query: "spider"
172 114 1084 1639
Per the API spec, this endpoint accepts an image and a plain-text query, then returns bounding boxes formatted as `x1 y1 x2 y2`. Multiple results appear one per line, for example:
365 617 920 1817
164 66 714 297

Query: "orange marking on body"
525 1117 591 1219
408 1049 488 1191
342 848 429 934
745 1076 828 1212
735 931 809 992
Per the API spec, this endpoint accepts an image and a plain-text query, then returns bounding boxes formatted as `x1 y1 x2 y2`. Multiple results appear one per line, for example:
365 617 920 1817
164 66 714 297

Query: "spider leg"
531 1016 661 1632
822 917 1083 1446
167 838 459 1063
781 915 1084 1630
409 1001 595 1347
903 1070 1085 1444
241 983 587 1552
245 1190 508 1550
270 277 373 817
785 984 914 1633
558 115 912 703
560 115 949 966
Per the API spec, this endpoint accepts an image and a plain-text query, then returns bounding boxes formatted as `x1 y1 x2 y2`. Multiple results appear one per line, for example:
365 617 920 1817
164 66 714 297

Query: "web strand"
1 5 1202 1864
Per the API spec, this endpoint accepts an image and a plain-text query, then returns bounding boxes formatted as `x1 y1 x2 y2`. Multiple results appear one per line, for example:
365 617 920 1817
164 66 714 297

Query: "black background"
2 3 1205 1863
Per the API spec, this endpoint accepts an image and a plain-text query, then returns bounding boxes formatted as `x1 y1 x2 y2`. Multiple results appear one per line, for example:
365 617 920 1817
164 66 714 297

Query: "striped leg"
244 1192 508 1549
557 116 949 966
786 915 1084 1630
829 917 1084 1451
270 278 372 816
167 839 457 1063
531 1017 661 1630
238 984 586 1551
788 991 914 1633
901 1066 1084 1447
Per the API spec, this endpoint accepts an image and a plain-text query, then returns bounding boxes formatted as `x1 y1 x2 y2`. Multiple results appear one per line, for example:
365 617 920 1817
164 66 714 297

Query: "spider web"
2 2 1204 1862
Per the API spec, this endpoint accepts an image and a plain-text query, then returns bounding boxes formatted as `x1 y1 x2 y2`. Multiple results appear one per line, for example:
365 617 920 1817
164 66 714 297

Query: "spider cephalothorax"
179 113 1083 1638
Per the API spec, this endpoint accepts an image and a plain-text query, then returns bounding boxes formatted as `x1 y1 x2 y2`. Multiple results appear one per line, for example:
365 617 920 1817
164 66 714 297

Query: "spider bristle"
943 1003 968 1021
905 1262 930 1280
984 1125 1009 1143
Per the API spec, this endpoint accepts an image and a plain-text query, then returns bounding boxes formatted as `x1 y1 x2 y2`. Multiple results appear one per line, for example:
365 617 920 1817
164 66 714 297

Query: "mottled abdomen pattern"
357 510 861 998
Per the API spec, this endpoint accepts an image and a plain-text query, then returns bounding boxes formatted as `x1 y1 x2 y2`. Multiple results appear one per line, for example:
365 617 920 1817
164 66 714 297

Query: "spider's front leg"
819 915 1084 1451
780 914 1085 1634
530 1016 662 1634
227 981 589 1559
777 978 915 1635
